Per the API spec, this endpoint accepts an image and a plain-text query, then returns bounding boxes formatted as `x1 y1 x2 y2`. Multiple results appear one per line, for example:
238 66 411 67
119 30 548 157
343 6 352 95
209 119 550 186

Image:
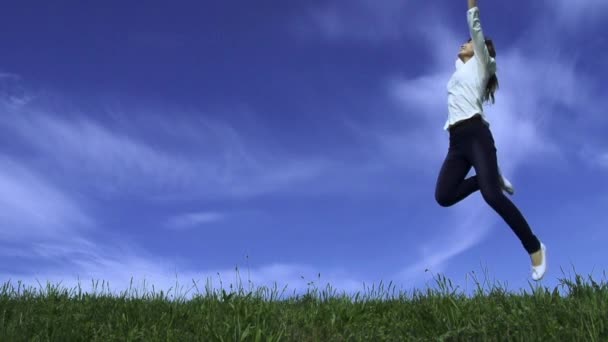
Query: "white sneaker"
531 243 547 281
499 173 515 195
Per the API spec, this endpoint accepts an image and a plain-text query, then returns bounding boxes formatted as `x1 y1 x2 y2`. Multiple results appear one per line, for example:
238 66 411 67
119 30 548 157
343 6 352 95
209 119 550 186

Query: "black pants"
435 115 541 254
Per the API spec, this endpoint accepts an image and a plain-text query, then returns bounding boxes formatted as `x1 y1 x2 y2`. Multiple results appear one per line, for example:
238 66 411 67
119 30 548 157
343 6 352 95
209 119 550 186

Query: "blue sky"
0 0 607 297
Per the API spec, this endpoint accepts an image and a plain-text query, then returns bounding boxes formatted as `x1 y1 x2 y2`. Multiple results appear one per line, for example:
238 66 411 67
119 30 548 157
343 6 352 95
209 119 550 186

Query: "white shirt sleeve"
467 7 496 73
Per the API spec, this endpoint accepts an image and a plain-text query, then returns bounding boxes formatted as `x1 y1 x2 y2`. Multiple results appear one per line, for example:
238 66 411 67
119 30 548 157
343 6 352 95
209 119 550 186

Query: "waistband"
448 114 483 134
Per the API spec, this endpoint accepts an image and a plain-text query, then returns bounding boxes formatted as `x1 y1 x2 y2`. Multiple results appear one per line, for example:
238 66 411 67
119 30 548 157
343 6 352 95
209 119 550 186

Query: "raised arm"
466 2 494 69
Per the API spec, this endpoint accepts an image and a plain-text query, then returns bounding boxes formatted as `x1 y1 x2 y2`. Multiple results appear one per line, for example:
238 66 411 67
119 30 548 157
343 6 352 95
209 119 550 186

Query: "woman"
434 0 547 281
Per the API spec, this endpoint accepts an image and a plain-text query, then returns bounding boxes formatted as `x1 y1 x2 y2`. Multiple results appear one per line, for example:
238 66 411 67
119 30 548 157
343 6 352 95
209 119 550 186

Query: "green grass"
1 270 607 341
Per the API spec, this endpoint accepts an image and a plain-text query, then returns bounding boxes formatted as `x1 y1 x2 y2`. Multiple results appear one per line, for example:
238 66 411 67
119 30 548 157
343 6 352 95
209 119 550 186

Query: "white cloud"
579 144 608 170
397 200 492 283
1 107 331 200
597 154 608 168
304 0 608 42
1 237 367 299
552 0 608 24
166 212 225 230
0 72 31 107
0 72 20 79
301 0 431 41
0 157 92 241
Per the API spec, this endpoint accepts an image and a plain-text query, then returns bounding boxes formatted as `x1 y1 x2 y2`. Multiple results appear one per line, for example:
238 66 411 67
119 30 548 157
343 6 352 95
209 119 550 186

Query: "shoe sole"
532 244 547 281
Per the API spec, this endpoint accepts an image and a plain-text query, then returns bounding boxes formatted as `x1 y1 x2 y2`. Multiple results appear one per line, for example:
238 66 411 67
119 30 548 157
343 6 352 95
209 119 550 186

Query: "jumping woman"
434 0 547 280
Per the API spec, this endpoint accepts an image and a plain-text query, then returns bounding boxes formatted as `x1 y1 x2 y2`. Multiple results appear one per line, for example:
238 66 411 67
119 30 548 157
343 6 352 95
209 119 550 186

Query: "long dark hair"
469 37 499 104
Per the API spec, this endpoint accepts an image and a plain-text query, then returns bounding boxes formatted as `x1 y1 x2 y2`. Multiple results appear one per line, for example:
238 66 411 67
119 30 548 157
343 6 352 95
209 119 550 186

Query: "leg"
435 149 479 207
469 129 541 254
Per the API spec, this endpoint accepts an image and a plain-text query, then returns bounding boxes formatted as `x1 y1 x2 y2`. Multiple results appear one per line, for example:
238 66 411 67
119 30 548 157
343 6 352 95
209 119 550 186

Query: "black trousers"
435 115 541 254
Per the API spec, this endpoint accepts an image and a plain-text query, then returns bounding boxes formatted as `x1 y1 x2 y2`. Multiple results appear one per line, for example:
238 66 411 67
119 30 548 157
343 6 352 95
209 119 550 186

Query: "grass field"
1 269 607 341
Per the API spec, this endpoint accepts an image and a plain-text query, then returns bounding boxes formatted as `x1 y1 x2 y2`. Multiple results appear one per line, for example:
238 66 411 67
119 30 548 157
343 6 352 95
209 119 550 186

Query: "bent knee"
435 192 454 208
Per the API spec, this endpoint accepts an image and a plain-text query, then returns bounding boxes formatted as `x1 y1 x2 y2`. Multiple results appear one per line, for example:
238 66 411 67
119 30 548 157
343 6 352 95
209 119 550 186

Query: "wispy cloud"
1 105 332 200
552 0 608 25
596 154 608 169
396 199 493 283
166 212 225 230
0 72 30 106
299 0 432 42
0 72 20 79
1 237 366 299
579 145 608 171
0 156 92 241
